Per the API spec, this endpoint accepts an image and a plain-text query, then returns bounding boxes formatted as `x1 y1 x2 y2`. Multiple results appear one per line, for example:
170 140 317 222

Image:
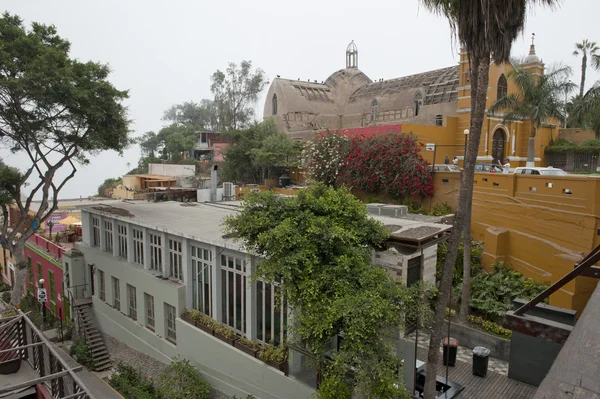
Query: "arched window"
371 99 379 121
272 94 278 116
414 91 423 117
497 75 508 100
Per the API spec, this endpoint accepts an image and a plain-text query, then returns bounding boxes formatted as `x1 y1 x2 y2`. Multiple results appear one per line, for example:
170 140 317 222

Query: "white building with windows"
64 200 450 398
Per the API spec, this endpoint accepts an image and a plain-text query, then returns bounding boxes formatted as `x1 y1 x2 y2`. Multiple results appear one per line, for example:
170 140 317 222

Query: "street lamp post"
463 129 470 167
39 278 47 330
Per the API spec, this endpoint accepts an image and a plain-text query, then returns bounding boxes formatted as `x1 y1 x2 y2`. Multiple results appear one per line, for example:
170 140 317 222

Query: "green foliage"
467 315 512 339
403 199 426 215
18 293 58 330
110 362 158 399
1 291 11 303
70 339 96 370
546 136 600 154
469 263 548 321
429 202 454 216
436 240 482 285
156 358 211 399
222 119 299 184
315 374 353 399
97 177 122 197
580 139 600 148
0 282 11 293
224 184 426 397
0 161 22 206
257 342 288 363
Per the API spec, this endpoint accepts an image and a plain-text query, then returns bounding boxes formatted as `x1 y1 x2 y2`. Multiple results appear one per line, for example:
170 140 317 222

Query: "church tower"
346 41 358 69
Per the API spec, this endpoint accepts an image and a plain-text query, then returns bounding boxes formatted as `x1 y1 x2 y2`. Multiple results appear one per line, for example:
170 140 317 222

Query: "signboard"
37 288 48 303
425 143 435 152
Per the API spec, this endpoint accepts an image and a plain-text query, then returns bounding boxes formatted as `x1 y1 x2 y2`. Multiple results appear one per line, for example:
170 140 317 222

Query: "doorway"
492 129 506 164
89 264 95 296
407 256 422 287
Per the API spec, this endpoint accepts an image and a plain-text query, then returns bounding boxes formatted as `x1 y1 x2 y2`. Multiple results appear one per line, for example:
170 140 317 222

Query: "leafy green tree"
0 13 130 305
162 100 218 131
138 131 160 158
222 119 298 184
156 358 211 399
418 2 559 396
569 82 600 138
97 177 122 197
224 185 426 398
489 65 575 164
210 61 267 131
573 40 600 97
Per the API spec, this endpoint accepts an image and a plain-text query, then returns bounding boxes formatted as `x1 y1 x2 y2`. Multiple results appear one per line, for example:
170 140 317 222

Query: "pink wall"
25 235 66 321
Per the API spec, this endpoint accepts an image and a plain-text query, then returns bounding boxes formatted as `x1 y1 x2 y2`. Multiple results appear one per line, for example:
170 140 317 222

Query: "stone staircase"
73 298 112 371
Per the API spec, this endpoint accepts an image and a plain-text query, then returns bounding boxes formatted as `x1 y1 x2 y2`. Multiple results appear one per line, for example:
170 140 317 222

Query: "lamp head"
39 278 44 285
463 129 470 135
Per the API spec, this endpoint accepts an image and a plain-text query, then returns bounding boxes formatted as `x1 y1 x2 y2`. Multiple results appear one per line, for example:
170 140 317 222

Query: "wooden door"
492 129 505 164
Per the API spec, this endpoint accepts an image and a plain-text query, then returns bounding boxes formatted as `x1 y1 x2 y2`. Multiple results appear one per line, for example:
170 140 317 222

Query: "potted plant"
213 324 238 346
194 314 217 336
234 336 261 357
258 343 288 375
181 308 195 325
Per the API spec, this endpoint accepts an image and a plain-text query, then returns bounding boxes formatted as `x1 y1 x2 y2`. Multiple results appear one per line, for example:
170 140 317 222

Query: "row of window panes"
191 245 212 317
169 239 183 281
104 220 113 252
92 217 100 247
150 233 162 272
221 255 246 334
133 229 143 265
118 225 127 258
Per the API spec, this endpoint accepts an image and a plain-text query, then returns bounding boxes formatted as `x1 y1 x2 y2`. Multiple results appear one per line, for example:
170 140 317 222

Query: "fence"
546 152 600 172
0 313 93 398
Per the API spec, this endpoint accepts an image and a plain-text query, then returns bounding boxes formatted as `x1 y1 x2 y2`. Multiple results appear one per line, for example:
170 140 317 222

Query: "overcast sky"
3 0 600 199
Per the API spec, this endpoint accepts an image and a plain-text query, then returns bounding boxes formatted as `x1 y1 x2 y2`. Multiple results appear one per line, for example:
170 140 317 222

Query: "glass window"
133 229 144 265
191 245 212 316
127 284 137 320
371 99 379 121
117 225 128 258
272 94 278 116
112 277 120 310
257 280 287 345
169 239 183 281
104 220 113 253
150 233 163 272
497 74 508 100
145 293 155 329
91 217 100 247
221 254 246 335
165 303 177 342
37 263 42 284
99 270 105 301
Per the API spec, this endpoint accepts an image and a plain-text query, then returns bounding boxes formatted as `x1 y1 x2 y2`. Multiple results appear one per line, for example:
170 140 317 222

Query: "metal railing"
0 312 95 398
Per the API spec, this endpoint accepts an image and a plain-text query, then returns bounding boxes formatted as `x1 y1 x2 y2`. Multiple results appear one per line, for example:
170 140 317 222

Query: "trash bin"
442 338 458 367
472 346 490 377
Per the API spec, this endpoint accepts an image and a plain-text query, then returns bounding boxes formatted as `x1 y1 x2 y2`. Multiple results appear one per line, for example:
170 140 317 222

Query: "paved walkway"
51 342 123 399
407 329 509 375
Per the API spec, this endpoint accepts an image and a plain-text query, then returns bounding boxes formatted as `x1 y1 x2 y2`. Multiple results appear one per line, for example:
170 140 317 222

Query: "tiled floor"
407 330 510 376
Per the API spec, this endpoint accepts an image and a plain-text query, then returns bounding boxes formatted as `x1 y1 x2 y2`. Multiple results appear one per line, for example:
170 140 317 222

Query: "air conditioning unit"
223 182 236 200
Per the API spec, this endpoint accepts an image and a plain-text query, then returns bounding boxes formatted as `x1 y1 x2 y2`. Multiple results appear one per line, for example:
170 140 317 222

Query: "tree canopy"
0 12 131 304
224 185 427 398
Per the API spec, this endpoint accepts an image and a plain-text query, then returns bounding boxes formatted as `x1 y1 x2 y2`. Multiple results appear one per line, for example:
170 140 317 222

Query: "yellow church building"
264 40 556 168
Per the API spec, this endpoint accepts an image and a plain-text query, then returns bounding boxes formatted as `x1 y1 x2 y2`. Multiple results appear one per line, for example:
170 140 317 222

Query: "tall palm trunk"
423 56 490 399
580 53 587 98
527 124 536 167
459 194 473 323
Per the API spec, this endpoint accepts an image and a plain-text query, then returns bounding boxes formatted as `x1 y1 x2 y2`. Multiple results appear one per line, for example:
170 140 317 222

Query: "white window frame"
117 224 128 259
191 245 212 317
112 277 120 310
133 229 144 265
221 254 246 335
104 220 113 253
165 303 177 343
145 293 155 330
99 270 105 301
91 217 100 247
257 279 286 345
169 239 183 281
127 284 137 320
149 233 162 272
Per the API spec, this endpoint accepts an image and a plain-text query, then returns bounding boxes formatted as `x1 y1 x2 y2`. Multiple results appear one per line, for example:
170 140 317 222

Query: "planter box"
214 330 237 346
195 321 215 336
234 340 259 357
181 314 195 325
261 358 289 375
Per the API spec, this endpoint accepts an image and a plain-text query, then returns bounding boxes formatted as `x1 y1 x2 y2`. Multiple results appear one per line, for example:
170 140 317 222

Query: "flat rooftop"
30 198 125 212
83 201 452 251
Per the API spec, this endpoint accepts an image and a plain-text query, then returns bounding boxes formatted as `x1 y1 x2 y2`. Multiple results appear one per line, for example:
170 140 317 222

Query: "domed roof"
346 40 358 54
325 68 372 90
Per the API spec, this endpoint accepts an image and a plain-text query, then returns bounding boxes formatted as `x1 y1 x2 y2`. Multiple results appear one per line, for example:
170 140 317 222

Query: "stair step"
88 340 104 348
91 347 107 355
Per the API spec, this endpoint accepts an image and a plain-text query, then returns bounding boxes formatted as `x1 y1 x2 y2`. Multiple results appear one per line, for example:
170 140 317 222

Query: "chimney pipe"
210 165 218 202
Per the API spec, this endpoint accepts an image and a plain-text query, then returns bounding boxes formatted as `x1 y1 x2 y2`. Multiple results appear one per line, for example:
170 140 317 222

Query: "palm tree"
573 40 599 97
489 65 575 165
570 82 600 138
419 1 560 398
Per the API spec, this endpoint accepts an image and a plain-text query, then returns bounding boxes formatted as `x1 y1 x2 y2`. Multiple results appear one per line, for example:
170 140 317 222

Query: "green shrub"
580 139 600 148
467 315 512 339
70 339 96 370
258 342 288 363
316 374 353 399
156 358 211 399
436 239 483 285
1 291 11 303
430 202 453 216
110 362 157 399
402 199 425 215
469 263 547 321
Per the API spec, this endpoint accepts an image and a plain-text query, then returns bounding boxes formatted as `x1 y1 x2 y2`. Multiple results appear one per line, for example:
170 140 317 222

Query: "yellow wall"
429 171 600 314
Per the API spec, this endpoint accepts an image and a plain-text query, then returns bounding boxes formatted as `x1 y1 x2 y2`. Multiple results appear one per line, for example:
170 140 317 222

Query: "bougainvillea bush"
340 133 433 199
301 129 350 187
